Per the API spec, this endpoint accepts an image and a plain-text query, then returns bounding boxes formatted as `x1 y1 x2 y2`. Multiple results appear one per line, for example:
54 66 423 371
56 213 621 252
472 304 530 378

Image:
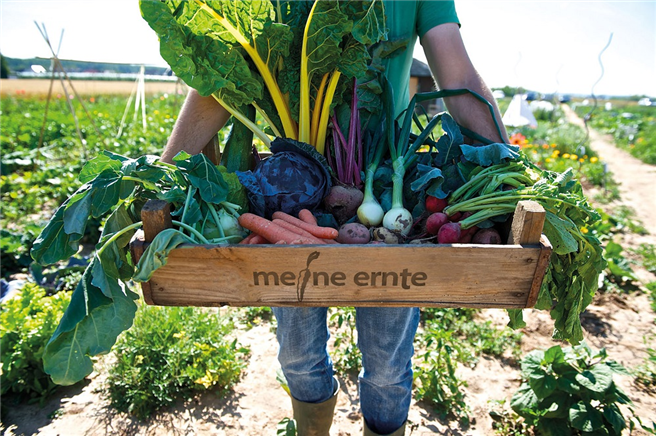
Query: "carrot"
271 211 339 240
298 209 318 226
249 234 269 244
273 219 326 244
239 233 258 244
238 213 319 245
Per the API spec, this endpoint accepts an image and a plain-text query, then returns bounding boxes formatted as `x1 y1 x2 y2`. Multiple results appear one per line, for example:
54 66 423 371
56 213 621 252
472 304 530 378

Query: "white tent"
502 94 538 128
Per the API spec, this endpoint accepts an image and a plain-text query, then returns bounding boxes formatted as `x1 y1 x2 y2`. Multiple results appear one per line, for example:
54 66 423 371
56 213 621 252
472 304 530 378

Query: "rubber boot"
363 420 406 436
291 377 339 436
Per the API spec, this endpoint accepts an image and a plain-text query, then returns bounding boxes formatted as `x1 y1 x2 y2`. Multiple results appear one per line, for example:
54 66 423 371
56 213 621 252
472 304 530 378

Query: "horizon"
1 1 654 98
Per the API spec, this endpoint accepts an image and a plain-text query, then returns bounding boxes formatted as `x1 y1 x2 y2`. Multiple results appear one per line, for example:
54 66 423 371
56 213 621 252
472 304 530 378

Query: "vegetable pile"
32 0 605 386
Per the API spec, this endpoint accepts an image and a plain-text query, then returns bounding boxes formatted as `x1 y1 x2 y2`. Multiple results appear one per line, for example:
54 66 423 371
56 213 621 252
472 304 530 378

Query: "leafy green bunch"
510 343 643 435
140 0 386 154
30 150 245 386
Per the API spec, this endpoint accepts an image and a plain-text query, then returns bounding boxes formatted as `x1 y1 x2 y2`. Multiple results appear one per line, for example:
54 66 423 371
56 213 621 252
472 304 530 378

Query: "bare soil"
2 107 655 435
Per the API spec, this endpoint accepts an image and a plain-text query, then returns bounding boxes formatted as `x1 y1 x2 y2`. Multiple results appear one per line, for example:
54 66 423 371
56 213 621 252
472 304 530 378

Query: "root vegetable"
472 228 502 244
323 184 364 225
425 213 449 235
425 196 448 213
336 223 371 244
371 227 401 244
272 211 339 240
437 222 461 244
238 213 321 244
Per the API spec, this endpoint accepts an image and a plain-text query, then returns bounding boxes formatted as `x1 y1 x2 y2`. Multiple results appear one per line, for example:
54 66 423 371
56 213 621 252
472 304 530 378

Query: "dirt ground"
2 107 655 435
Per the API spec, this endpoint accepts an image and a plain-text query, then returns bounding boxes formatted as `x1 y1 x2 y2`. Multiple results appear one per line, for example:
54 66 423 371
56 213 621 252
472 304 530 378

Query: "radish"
472 228 502 244
426 196 448 213
437 222 461 244
425 213 449 235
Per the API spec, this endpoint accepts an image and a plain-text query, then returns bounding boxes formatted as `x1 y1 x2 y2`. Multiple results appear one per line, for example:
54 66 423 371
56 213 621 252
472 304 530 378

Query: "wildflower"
89 97 95 103
551 143 557 148
542 144 550 149
509 133 528 148
562 153 570 159
552 150 560 157
545 158 552 163
570 154 578 160
579 158 585 163
590 157 599 163
154 110 160 115
581 227 589 234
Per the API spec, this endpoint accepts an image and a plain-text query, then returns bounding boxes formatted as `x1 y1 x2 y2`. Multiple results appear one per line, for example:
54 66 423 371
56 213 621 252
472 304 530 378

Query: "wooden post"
201 133 220 165
508 200 546 245
141 199 172 242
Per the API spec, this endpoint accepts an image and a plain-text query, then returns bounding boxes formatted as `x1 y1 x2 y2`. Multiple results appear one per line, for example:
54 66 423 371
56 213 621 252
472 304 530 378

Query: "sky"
1 0 654 97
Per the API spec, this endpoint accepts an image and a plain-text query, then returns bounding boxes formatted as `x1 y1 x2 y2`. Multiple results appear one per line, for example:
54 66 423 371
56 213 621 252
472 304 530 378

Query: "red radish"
458 233 472 243
425 212 449 235
449 211 462 222
472 228 502 244
437 222 461 243
425 196 448 213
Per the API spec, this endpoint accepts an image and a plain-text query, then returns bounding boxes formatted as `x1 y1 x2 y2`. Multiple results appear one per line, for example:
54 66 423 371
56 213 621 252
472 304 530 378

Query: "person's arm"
161 89 232 163
420 23 509 143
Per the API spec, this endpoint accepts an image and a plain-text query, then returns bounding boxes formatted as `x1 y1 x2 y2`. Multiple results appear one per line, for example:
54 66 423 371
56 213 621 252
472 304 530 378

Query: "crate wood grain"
130 200 552 309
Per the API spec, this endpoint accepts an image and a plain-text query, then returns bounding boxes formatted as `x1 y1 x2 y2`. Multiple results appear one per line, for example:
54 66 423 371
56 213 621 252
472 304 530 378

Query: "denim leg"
272 307 335 403
356 307 420 434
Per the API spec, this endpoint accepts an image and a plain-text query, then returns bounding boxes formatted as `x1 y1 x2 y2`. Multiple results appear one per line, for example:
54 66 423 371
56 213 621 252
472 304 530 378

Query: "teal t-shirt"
382 0 460 117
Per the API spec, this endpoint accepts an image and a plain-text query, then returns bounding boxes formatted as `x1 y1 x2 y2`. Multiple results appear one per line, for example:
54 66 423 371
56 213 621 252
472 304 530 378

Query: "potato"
336 222 371 244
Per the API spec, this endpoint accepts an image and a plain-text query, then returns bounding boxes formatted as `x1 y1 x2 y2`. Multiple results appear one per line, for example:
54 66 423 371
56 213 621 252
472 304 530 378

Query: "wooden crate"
130 200 552 309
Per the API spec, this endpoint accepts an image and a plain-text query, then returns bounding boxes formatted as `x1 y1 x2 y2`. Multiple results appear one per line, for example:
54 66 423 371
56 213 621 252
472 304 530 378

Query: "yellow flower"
579 158 585 163
590 157 599 163
546 158 552 162
552 150 560 157
135 355 144 365
581 227 589 234
551 143 557 148
562 153 570 159
570 154 578 160
173 331 185 339
154 110 160 115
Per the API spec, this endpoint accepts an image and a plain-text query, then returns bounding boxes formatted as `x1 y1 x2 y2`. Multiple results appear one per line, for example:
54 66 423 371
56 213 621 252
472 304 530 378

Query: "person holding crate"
162 1 507 435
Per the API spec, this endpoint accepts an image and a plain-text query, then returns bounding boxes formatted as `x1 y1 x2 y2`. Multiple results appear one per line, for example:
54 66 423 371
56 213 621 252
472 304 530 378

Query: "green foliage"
329 307 362 374
633 243 656 275
1 53 9 78
0 283 71 403
489 399 532 436
575 104 656 165
105 305 249 420
413 325 470 422
510 342 639 436
277 418 297 436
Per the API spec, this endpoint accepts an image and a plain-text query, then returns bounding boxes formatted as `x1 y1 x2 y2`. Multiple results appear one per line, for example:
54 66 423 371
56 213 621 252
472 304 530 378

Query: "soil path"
562 104 656 236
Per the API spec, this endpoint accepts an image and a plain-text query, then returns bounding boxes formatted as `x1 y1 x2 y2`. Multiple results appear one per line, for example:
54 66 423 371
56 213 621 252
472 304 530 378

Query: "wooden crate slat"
141 243 548 308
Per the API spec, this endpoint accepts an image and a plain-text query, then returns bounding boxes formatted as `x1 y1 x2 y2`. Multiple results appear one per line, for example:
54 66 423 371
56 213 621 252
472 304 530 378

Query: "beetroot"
437 222 461 244
472 228 502 244
323 185 364 225
425 212 449 235
336 222 371 244
425 196 448 213
458 232 472 243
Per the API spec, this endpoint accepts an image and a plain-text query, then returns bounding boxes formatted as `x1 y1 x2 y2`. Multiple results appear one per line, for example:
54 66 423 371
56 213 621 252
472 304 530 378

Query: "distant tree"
1 53 10 79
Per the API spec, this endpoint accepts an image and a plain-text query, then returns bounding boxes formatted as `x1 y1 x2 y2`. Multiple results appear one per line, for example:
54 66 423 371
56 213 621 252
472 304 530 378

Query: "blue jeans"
273 307 420 434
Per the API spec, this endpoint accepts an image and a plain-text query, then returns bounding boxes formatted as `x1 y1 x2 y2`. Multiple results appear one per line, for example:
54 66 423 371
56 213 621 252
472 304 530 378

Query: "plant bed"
130 199 552 309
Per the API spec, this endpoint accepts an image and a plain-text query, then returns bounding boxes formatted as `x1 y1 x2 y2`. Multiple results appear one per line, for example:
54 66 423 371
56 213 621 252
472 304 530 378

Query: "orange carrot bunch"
238 209 338 245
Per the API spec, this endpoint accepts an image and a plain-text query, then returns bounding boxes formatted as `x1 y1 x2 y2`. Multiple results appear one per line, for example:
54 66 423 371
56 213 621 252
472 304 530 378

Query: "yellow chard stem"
310 73 329 147
299 0 319 144
253 102 282 138
315 70 342 156
195 0 297 140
